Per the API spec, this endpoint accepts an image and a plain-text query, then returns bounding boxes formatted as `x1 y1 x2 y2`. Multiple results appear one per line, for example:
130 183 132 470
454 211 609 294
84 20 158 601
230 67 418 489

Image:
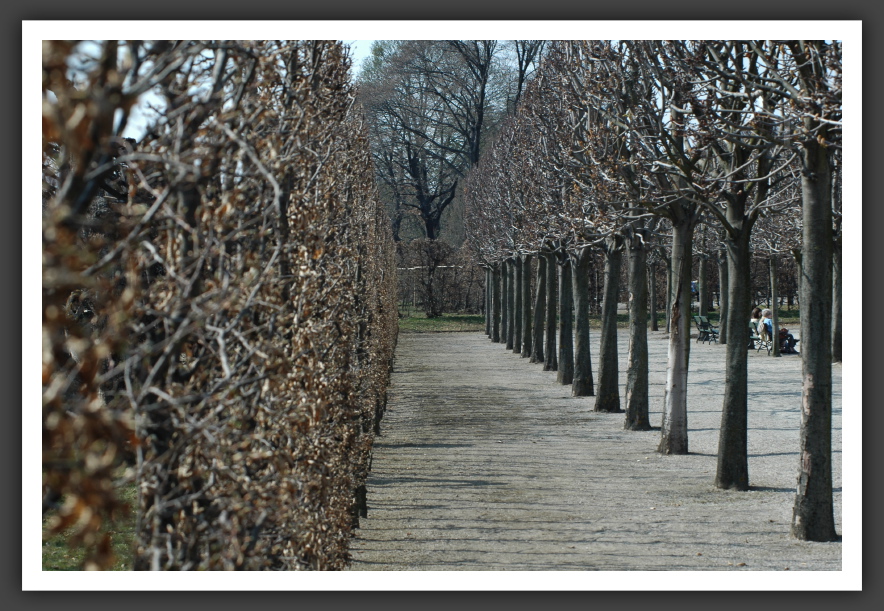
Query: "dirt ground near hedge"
347 329 843 574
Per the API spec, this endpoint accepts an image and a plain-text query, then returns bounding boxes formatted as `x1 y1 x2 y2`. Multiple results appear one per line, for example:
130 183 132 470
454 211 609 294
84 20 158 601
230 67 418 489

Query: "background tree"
360 43 464 242
505 40 548 113
361 40 527 316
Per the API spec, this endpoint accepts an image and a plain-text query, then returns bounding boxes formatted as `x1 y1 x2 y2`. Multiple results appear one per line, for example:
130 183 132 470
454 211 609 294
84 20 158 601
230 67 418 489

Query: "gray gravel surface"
347 330 843 573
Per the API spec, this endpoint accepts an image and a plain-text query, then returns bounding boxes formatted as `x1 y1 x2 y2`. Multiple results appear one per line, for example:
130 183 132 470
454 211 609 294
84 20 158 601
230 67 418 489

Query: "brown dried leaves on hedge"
42 40 398 570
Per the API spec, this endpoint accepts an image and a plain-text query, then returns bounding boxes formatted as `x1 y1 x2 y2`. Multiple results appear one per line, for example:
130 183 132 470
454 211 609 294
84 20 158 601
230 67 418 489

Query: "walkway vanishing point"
347 330 843 573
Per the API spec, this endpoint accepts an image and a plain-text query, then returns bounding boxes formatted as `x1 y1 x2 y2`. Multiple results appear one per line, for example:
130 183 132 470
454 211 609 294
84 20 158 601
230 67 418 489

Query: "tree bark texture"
571 247 594 396
500 260 508 345
714 228 752 489
513 257 523 354
832 237 842 363
506 259 515 350
698 253 708 317
595 244 622 413
593 267 601 316
521 255 533 358
665 259 672 334
485 267 491 337
557 257 574 385
659 220 694 454
530 255 546 364
791 140 837 542
543 252 558 372
718 247 729 345
770 254 781 357
491 265 501 343
649 263 658 332
624 241 650 430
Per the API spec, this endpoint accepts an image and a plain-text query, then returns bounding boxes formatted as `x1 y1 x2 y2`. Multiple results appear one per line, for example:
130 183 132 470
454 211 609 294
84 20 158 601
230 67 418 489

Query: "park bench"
693 315 719 344
698 315 719 343
749 320 773 355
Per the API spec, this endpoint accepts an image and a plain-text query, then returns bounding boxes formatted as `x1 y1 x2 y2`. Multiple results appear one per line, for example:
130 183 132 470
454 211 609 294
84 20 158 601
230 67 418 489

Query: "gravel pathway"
347 330 843 574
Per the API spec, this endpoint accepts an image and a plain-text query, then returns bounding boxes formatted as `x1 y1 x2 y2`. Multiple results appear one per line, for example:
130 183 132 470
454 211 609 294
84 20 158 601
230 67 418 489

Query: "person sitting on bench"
749 307 763 349
760 309 774 341
778 326 799 353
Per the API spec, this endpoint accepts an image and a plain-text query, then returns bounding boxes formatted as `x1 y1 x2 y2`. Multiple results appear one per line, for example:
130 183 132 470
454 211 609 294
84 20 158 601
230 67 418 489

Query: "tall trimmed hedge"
42 40 397 570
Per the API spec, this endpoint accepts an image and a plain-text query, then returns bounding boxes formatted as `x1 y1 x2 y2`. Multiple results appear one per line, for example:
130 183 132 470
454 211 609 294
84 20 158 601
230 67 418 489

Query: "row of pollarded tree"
477 232 805 325
464 40 841 542
42 41 398 570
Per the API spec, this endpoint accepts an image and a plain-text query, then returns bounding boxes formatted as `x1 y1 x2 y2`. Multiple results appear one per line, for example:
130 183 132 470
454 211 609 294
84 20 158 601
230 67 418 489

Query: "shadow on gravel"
757 391 810 397
349 332 843 572
750 486 794 493
379 442 474 449
373 476 505 488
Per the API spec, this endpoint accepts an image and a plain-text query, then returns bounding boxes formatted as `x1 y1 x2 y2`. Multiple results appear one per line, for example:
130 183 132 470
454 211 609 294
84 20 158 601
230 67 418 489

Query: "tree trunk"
557 257 574 385
714 227 752 489
649 262 658 332
500 260 509 345
718 246 729 345
595 243 622 413
624 239 650 430
530 255 546 364
571 247 594 396
665 258 672 334
766 280 771 313
513 257 523 354
491 265 501 343
484 267 491 337
543 252 558 372
832 236 842 363
521 255 533 358
658 219 694 454
770 253 781 357
593 266 601 315
506 259 515 349
791 140 837 542
698 253 708 317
